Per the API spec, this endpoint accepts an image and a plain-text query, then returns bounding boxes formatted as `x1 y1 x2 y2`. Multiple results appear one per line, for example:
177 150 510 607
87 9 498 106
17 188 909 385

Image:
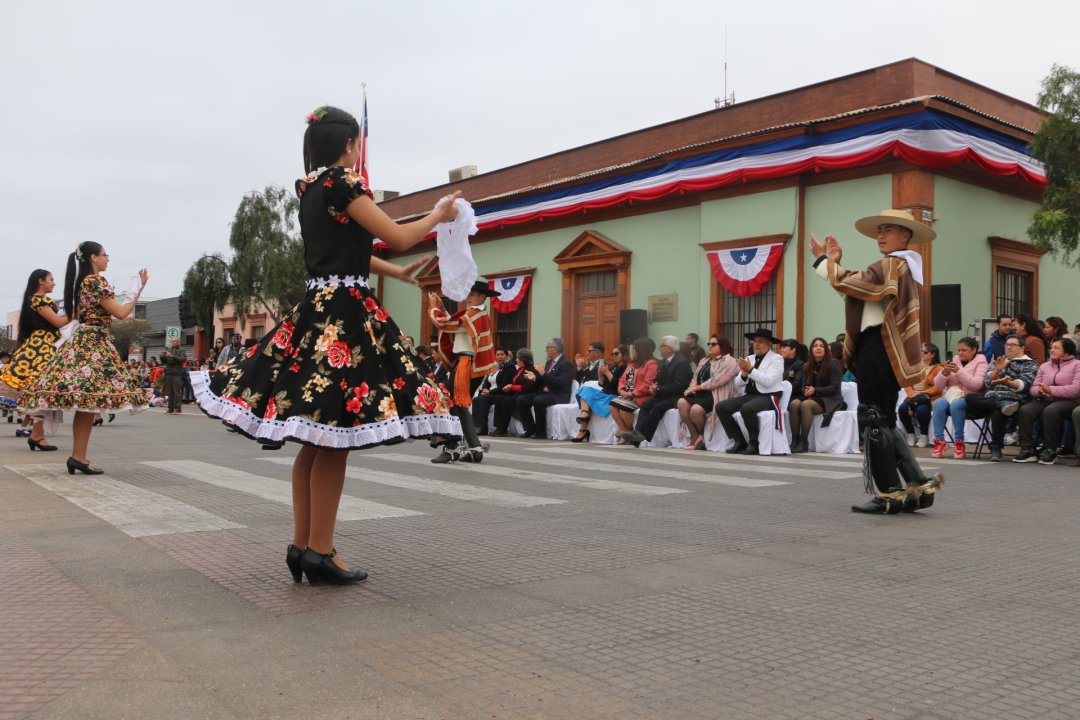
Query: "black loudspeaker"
619 309 648 344
931 284 962 331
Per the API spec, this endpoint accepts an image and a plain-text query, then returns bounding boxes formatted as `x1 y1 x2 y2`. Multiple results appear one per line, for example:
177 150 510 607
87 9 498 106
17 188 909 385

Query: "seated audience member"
778 339 806 399
685 333 706 365
620 336 693 447
930 337 988 459
1071 403 1080 467
1014 313 1047 365
574 342 604 385
982 314 1013 362
677 333 737 450
573 344 628 443
898 342 944 447
490 349 539 436
610 338 659 445
714 328 784 456
788 337 844 453
1043 316 1068 345
415 345 437 376
831 340 856 382
516 337 573 439
965 334 1037 461
472 347 516 435
1013 338 1080 465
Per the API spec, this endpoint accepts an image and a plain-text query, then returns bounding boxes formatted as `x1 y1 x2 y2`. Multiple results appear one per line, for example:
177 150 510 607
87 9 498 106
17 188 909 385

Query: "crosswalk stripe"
6 463 244 538
368 453 686 496
460 448 789 488
518 444 864 479
141 461 422 521
259 457 564 508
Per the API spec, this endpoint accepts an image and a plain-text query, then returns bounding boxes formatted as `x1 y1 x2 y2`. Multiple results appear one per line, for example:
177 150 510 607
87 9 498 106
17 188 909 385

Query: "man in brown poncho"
810 209 944 514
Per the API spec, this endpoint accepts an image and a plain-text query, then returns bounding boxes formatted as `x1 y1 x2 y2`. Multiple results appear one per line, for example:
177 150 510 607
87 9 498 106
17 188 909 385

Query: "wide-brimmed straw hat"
743 327 781 344
854 209 936 244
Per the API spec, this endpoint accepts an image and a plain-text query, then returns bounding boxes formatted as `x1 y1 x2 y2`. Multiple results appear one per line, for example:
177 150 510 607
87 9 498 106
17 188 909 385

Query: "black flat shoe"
28 438 58 451
726 441 747 454
66 457 104 475
300 548 367 586
286 544 304 583
739 444 759 455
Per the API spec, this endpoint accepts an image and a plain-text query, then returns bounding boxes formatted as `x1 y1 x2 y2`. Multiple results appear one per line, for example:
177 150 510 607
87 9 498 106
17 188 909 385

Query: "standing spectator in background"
414 345 437 376
216 332 243 367
162 338 187 414
685 333 706 366
210 337 224 368
982 314 1013 361
1014 313 1046 365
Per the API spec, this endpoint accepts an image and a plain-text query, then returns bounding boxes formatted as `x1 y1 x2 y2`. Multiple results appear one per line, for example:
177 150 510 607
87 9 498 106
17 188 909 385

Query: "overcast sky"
2 0 1078 313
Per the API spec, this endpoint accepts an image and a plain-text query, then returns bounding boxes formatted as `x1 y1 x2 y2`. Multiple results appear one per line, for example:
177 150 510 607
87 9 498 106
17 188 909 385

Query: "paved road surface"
1 408 1077 719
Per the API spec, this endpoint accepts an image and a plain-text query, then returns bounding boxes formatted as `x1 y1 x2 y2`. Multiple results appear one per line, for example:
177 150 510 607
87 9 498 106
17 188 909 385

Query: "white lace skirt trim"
305 275 370 291
191 371 460 450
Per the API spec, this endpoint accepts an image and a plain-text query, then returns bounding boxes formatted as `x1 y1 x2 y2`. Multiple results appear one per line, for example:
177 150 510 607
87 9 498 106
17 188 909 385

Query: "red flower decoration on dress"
414 384 439 412
374 307 389 322
355 382 369 398
363 296 378 312
392 377 406 390
348 287 363 300
323 177 334 187
345 397 363 414
325 340 350 368
263 397 277 419
340 379 349 390
333 213 349 224
289 363 301 372
227 395 251 410
247 344 259 357
270 321 294 350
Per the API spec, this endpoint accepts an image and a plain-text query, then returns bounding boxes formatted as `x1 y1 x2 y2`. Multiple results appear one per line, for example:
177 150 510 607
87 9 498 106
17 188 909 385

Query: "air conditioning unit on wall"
448 165 478 183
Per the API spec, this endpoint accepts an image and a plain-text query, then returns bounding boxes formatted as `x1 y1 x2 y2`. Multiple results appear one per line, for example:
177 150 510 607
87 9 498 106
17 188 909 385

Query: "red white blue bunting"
706 244 784 297
378 110 1045 249
489 274 531 314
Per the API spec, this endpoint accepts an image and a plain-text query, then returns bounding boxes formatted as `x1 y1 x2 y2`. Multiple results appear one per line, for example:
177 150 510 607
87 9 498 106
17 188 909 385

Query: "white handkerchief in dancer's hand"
435 198 479 301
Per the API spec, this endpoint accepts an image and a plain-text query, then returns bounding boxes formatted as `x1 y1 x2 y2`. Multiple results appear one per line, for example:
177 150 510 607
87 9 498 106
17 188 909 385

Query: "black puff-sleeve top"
295 166 376 280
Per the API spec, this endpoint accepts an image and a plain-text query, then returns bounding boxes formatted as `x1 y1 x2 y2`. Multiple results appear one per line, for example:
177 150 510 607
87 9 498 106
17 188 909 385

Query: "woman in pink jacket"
930 336 988 459
610 337 659 445
1013 338 1080 465
677 333 739 449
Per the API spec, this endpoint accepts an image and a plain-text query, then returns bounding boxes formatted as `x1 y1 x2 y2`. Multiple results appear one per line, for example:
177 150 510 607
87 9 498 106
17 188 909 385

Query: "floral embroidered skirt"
193 281 461 450
0 329 60 398
19 325 149 412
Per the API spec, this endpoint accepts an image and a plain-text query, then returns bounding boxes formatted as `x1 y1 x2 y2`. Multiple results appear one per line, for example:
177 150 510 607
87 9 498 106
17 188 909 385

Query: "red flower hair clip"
305 106 329 125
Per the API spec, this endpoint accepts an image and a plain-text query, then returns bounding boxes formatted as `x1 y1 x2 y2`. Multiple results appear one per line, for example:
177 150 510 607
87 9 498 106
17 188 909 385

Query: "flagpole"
358 83 367 179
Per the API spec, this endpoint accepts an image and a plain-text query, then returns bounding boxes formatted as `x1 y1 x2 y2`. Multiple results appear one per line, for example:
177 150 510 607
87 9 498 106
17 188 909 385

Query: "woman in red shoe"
930 337 987 459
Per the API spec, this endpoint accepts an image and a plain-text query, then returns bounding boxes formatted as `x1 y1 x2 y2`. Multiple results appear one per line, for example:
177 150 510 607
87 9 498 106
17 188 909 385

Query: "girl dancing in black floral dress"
194 105 462 585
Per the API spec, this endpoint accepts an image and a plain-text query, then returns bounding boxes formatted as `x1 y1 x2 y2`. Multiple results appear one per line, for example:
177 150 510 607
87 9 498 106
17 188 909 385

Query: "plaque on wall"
648 293 678 323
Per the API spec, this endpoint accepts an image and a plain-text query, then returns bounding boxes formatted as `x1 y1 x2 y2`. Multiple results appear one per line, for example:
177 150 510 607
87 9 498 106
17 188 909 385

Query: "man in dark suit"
574 342 604 385
621 335 693 446
472 347 516 435
516 337 573 439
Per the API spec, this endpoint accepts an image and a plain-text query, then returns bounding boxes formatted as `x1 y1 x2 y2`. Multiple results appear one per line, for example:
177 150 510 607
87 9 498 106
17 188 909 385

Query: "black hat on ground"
743 327 782 344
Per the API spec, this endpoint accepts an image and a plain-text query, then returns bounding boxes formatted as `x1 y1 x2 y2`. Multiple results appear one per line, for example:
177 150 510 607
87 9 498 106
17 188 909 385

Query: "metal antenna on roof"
714 26 736 109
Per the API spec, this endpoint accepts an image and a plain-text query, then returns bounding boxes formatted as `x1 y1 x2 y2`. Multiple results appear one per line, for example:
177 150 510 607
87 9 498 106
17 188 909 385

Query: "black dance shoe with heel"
28 438 58 451
570 429 590 443
66 457 104 475
300 548 367 586
285 544 304 583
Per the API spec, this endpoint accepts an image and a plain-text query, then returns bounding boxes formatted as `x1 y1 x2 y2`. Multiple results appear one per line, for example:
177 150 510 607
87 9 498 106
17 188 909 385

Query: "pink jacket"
619 358 659 403
1029 354 1080 400
933 354 988 394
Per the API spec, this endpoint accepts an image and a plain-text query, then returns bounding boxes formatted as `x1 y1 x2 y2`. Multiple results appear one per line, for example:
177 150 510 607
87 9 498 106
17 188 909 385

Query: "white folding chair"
732 381 793 455
808 381 860 454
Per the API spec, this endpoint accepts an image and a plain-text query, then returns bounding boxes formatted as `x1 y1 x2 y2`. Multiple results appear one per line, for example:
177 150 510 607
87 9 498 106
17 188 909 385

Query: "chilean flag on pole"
489 275 531 314
706 243 784 297
355 88 370 188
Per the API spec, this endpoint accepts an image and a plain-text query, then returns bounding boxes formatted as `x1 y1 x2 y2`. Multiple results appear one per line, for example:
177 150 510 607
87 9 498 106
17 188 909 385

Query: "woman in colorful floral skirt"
193 105 462 586
0 269 72 451
19 242 149 475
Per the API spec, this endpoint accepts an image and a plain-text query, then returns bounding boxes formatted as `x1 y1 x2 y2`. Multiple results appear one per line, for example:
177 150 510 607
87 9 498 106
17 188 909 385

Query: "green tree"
1029 64 1080 265
182 186 306 331
110 318 151 360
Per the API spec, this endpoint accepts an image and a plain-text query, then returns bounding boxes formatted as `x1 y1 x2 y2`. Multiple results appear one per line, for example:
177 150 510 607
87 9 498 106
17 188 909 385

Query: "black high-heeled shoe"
285 544 304 583
66 457 104 475
300 548 367 586
92 418 103 427
570 429 590 443
28 438 58 451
